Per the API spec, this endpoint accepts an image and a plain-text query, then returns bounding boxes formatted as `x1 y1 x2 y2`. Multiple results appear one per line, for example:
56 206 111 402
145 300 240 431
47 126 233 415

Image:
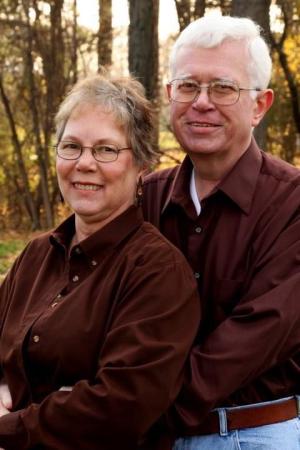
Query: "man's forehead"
172 43 249 80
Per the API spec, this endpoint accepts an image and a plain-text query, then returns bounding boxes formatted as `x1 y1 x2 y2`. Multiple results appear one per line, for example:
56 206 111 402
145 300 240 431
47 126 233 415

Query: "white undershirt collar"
189 169 201 216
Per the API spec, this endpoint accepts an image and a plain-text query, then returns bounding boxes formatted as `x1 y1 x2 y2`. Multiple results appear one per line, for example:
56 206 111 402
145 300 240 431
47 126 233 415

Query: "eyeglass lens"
57 142 119 162
170 79 240 105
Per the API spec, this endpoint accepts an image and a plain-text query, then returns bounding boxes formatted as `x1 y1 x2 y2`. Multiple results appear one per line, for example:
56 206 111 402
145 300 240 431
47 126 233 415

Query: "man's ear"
252 89 274 127
166 83 172 101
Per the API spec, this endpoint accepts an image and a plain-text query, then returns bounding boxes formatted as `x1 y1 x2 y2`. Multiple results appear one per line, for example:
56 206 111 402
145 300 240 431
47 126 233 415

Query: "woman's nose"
75 147 97 169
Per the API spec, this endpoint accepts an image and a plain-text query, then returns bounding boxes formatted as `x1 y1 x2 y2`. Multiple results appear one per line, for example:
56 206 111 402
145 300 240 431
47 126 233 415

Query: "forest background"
0 0 299 276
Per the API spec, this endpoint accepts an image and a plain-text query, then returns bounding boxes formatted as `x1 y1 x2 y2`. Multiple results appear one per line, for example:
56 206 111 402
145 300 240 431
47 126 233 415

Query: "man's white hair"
170 15 272 89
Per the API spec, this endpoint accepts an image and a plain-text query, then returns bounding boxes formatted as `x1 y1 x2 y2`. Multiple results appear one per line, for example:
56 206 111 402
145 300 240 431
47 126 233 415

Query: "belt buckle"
217 408 228 436
296 396 300 417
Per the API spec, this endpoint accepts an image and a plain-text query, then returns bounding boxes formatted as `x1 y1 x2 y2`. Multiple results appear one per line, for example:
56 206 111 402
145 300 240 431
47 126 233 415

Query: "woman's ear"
252 89 274 127
137 167 147 182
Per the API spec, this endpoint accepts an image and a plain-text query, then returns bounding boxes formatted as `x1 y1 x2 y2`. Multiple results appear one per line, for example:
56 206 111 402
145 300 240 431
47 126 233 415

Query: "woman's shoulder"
25 229 53 251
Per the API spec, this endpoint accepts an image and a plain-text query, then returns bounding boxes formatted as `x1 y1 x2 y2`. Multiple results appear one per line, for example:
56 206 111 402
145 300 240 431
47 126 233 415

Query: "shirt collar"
162 138 262 216
50 205 144 257
217 138 262 214
162 156 196 216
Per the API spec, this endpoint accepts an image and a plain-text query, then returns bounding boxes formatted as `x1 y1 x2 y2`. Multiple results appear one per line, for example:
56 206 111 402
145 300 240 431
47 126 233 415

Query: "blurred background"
0 0 299 235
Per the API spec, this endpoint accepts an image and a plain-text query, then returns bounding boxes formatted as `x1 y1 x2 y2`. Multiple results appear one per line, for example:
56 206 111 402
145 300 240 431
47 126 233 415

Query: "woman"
0 74 199 449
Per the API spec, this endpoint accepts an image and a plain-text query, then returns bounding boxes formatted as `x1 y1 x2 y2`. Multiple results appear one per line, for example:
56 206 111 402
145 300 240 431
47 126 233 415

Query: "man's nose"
193 86 214 108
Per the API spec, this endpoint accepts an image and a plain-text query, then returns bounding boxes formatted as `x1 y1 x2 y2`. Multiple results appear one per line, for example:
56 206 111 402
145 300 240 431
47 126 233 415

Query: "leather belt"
192 398 299 435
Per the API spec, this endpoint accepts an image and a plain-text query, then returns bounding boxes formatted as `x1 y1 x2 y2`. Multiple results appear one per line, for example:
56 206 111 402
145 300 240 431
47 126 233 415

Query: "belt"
192 398 299 435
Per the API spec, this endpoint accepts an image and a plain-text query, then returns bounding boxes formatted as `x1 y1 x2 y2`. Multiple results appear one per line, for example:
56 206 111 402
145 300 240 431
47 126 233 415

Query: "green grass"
0 239 27 281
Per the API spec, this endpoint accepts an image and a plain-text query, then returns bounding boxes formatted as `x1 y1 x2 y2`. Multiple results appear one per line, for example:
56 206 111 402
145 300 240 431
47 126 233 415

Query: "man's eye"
177 81 198 92
212 82 237 94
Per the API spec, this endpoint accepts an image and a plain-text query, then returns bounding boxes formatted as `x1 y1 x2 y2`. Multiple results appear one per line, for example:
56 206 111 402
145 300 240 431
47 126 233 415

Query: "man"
142 15 300 450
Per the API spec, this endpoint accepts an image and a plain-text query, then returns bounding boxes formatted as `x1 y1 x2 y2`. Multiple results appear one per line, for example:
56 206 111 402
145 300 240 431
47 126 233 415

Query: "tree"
128 0 160 148
0 74 40 229
0 0 77 229
270 0 300 134
174 0 205 31
231 0 272 149
128 0 160 102
98 0 112 69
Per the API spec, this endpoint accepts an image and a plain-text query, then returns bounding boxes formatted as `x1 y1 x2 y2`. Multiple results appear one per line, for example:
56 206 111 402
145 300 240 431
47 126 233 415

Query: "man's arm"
172 210 300 429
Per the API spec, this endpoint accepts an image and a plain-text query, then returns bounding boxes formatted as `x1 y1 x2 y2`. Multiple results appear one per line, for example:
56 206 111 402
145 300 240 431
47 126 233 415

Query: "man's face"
168 40 269 161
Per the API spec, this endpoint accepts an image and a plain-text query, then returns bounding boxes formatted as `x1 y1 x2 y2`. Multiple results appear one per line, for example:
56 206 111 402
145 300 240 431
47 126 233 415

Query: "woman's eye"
62 142 80 150
96 146 117 154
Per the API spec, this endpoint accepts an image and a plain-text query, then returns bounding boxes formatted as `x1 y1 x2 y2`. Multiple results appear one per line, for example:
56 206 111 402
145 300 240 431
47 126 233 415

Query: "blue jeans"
173 398 300 449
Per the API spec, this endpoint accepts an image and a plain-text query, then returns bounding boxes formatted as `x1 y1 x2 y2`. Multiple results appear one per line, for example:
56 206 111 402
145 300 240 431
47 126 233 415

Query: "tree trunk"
194 0 206 19
98 0 112 69
23 0 54 228
128 0 160 148
270 0 300 135
0 75 40 229
71 0 78 84
174 0 192 31
128 0 159 102
174 0 205 31
231 0 272 149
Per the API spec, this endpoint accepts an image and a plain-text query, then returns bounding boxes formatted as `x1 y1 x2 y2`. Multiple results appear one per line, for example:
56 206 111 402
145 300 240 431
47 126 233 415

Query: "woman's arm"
0 229 200 450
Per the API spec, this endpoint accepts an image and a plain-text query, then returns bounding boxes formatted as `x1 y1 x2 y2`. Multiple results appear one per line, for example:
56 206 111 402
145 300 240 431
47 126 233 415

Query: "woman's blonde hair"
55 73 158 168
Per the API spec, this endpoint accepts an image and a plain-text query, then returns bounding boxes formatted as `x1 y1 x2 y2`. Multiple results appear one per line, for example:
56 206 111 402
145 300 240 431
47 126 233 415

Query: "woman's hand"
0 383 12 413
0 383 11 448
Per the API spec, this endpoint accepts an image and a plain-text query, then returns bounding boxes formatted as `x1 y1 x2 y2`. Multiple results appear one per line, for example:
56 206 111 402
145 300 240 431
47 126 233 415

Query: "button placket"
50 292 63 308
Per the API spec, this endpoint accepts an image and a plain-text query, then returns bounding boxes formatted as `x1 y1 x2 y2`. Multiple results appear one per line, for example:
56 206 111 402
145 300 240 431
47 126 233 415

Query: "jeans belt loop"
217 408 228 436
296 396 300 417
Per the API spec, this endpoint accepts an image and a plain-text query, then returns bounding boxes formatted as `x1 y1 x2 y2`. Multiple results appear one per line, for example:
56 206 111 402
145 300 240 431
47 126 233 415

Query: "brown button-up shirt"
0 206 200 449
142 139 300 435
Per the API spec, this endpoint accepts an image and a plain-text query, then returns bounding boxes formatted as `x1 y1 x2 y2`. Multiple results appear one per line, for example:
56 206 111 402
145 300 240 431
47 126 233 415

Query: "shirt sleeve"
171 206 300 430
0 245 200 449
0 247 29 383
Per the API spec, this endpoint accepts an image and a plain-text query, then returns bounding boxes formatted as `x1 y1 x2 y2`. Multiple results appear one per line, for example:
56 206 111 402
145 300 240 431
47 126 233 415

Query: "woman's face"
56 104 142 232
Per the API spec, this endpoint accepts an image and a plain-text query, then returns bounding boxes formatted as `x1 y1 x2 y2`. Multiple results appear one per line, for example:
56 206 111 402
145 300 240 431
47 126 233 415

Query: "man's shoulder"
142 165 182 224
261 151 300 186
143 165 180 187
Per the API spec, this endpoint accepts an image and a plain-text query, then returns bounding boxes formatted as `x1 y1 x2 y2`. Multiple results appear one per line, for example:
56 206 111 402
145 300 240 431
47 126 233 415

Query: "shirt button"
72 275 79 282
33 335 40 343
51 302 58 308
91 260 97 266
75 247 81 254
195 226 202 233
56 293 62 299
194 272 200 279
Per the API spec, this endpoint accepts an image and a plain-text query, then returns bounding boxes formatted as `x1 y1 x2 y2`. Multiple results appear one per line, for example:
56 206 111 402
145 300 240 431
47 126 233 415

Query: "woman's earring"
135 176 143 207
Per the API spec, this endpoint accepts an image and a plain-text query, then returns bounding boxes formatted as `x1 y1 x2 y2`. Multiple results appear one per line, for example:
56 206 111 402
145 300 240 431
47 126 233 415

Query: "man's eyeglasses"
55 141 131 163
168 78 262 106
